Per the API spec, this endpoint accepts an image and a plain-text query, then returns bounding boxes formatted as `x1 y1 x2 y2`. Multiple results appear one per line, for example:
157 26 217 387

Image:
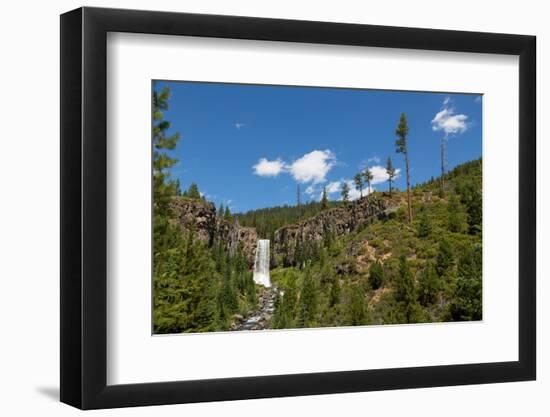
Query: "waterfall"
253 239 271 287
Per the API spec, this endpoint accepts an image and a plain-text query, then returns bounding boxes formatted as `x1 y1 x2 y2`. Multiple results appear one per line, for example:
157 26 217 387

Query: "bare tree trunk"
405 152 412 222
440 137 446 195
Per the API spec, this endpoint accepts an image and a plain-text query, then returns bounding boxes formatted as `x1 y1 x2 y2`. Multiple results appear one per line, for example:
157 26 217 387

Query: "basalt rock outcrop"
169 197 258 263
272 195 392 266
169 195 393 267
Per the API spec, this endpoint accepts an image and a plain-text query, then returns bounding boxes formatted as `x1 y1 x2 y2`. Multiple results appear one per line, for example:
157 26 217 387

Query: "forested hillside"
270 158 482 328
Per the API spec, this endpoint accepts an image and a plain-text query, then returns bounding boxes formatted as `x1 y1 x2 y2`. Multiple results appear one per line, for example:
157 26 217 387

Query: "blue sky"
154 81 482 213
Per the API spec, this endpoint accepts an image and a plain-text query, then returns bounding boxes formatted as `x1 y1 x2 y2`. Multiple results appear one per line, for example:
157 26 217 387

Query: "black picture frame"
60 6 536 410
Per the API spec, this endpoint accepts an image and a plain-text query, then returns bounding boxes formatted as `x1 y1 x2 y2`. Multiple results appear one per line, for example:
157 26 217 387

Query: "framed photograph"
60 6 536 409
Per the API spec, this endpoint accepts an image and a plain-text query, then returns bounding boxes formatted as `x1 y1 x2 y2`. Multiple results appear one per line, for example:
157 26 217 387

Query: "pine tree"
354 173 364 198
417 207 432 237
447 193 465 233
174 178 182 196
186 182 201 199
153 227 217 333
224 205 232 221
329 278 340 307
363 165 373 196
394 255 422 323
460 182 482 234
273 284 297 329
348 285 369 326
395 113 413 222
341 182 350 202
440 136 447 197
385 156 396 196
418 263 439 306
369 260 385 290
436 239 454 278
152 86 181 248
321 187 328 210
447 244 482 321
297 267 317 327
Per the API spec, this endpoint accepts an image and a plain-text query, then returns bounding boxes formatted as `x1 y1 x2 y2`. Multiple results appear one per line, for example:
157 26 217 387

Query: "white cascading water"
253 239 271 287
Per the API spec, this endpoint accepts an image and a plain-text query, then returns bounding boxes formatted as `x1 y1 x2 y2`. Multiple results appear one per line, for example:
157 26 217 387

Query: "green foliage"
273 279 297 329
362 166 373 194
447 244 482 321
354 173 364 198
418 263 439 306
395 113 409 154
152 86 181 249
153 228 218 333
369 261 385 290
329 278 340 307
186 182 201 199
394 256 416 303
394 256 423 323
321 187 329 209
417 207 432 237
455 175 482 234
224 206 232 221
395 112 412 222
341 182 350 202
269 160 481 329
297 267 318 327
447 192 466 233
436 238 454 278
347 285 370 326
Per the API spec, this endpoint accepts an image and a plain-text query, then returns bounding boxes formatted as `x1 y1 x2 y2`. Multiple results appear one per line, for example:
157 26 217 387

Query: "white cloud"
343 179 373 201
347 181 362 201
252 158 286 177
369 165 401 185
305 185 315 195
325 181 341 194
288 150 336 184
324 179 375 201
235 122 245 130
253 149 336 184
367 155 381 164
431 97 469 137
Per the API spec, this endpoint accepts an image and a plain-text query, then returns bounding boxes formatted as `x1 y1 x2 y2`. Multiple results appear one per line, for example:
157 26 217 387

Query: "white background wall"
0 0 546 415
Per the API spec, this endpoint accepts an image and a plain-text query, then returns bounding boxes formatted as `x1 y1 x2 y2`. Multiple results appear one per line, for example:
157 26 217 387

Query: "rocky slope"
272 195 394 266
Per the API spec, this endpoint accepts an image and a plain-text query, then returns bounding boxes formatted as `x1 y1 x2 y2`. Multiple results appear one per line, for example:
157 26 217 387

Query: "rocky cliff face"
169 195 392 267
169 197 217 244
272 195 391 266
169 197 258 263
215 216 258 263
